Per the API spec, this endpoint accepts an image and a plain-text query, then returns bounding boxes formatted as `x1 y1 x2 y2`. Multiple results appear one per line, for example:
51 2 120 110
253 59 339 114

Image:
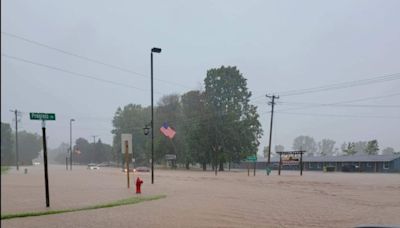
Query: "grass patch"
1 166 10 174
1 194 166 220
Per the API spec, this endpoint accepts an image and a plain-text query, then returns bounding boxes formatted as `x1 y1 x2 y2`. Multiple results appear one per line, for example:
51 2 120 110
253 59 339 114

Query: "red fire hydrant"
135 177 143 194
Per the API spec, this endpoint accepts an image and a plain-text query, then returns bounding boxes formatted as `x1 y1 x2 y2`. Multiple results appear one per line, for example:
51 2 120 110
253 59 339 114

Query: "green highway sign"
30 113 56 121
246 155 257 161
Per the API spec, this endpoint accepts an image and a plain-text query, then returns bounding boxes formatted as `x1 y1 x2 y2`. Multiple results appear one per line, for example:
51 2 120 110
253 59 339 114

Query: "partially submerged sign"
121 134 133 154
246 155 257 161
165 154 176 160
30 113 56 121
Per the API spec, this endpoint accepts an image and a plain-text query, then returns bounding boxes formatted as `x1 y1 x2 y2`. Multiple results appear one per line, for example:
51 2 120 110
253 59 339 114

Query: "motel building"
243 154 400 173
302 154 400 173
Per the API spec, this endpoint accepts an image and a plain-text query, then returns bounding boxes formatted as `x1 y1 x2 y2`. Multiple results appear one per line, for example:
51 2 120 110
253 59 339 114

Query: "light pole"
151 47 161 184
70 118 75 170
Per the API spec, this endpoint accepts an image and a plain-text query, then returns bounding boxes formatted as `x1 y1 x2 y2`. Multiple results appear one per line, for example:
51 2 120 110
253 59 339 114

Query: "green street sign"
30 113 56 121
246 155 257 161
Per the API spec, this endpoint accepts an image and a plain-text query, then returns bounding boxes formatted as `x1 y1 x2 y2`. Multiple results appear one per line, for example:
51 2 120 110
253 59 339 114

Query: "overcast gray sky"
2 0 400 154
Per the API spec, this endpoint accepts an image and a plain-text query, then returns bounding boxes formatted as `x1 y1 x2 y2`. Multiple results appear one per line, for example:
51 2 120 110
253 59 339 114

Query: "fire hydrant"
135 177 143 194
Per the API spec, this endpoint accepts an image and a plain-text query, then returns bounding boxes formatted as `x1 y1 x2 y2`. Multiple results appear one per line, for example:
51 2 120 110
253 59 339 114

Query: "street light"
151 47 161 184
70 118 75 170
143 124 150 136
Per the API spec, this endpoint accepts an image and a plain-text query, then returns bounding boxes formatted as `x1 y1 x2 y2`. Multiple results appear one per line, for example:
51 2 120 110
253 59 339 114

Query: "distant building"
240 154 400 173
302 154 400 173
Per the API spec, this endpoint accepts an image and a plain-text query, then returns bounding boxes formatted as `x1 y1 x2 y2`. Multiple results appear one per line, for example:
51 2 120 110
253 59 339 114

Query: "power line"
252 72 400 102
2 53 163 94
278 73 400 97
2 31 193 90
279 102 400 108
276 111 400 119
276 92 400 112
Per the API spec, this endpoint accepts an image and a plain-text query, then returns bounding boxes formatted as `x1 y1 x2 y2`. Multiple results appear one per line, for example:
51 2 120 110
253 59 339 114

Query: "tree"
51 142 69 164
341 142 356 156
292 136 317 156
318 139 335 156
365 140 379 155
353 141 367 154
181 90 209 169
1 122 14 165
263 146 269 158
204 66 262 171
73 138 91 164
155 94 184 165
382 147 395 155
112 104 150 166
275 145 284 153
18 131 42 165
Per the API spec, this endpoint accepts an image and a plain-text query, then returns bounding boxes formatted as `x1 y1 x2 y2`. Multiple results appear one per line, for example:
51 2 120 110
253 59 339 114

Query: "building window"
309 163 313 168
383 162 389 169
367 162 372 168
317 163 321 168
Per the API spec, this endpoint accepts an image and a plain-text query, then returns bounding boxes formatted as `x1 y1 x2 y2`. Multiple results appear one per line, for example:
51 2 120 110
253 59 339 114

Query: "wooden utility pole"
10 109 21 171
266 94 279 166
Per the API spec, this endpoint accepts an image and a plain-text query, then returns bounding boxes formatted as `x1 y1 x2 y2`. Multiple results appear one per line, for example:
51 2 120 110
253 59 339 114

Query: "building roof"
303 154 400 162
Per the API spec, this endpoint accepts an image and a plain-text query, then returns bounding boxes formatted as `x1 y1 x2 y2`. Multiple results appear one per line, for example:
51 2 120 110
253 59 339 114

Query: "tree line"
264 135 398 158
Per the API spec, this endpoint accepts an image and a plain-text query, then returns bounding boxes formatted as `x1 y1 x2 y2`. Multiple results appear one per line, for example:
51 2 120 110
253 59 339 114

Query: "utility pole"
92 135 98 163
10 109 21 171
69 119 75 170
266 94 279 168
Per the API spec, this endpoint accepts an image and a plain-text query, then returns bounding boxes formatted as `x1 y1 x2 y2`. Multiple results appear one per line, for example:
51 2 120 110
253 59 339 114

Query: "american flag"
160 122 176 139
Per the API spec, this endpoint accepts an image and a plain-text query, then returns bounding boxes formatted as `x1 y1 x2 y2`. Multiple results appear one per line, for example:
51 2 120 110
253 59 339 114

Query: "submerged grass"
1 166 10 174
1 195 166 220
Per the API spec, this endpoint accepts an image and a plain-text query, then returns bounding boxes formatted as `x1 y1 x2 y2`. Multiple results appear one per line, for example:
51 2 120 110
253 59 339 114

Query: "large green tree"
18 131 42 165
73 137 113 164
181 90 211 170
204 66 262 171
365 140 379 155
1 122 14 165
112 104 150 166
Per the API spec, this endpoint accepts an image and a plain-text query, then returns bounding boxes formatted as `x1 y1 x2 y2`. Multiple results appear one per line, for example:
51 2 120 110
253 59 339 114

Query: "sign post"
121 134 133 189
30 113 55 207
125 141 130 189
41 120 50 207
246 155 257 176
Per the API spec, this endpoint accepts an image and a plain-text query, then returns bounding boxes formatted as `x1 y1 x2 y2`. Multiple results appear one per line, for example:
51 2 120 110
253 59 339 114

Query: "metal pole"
92 136 96 163
70 120 72 170
15 110 19 171
253 160 256 176
151 52 154 184
300 151 303 176
125 141 130 188
42 120 50 207
278 153 282 176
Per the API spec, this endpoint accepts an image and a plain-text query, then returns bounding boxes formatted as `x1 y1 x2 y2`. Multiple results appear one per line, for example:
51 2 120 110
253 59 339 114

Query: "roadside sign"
121 134 133 154
246 155 257 161
30 113 56 121
165 154 177 160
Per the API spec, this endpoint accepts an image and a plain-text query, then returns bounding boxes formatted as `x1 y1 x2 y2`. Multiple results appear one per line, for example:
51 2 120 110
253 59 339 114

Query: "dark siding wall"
392 158 400 172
